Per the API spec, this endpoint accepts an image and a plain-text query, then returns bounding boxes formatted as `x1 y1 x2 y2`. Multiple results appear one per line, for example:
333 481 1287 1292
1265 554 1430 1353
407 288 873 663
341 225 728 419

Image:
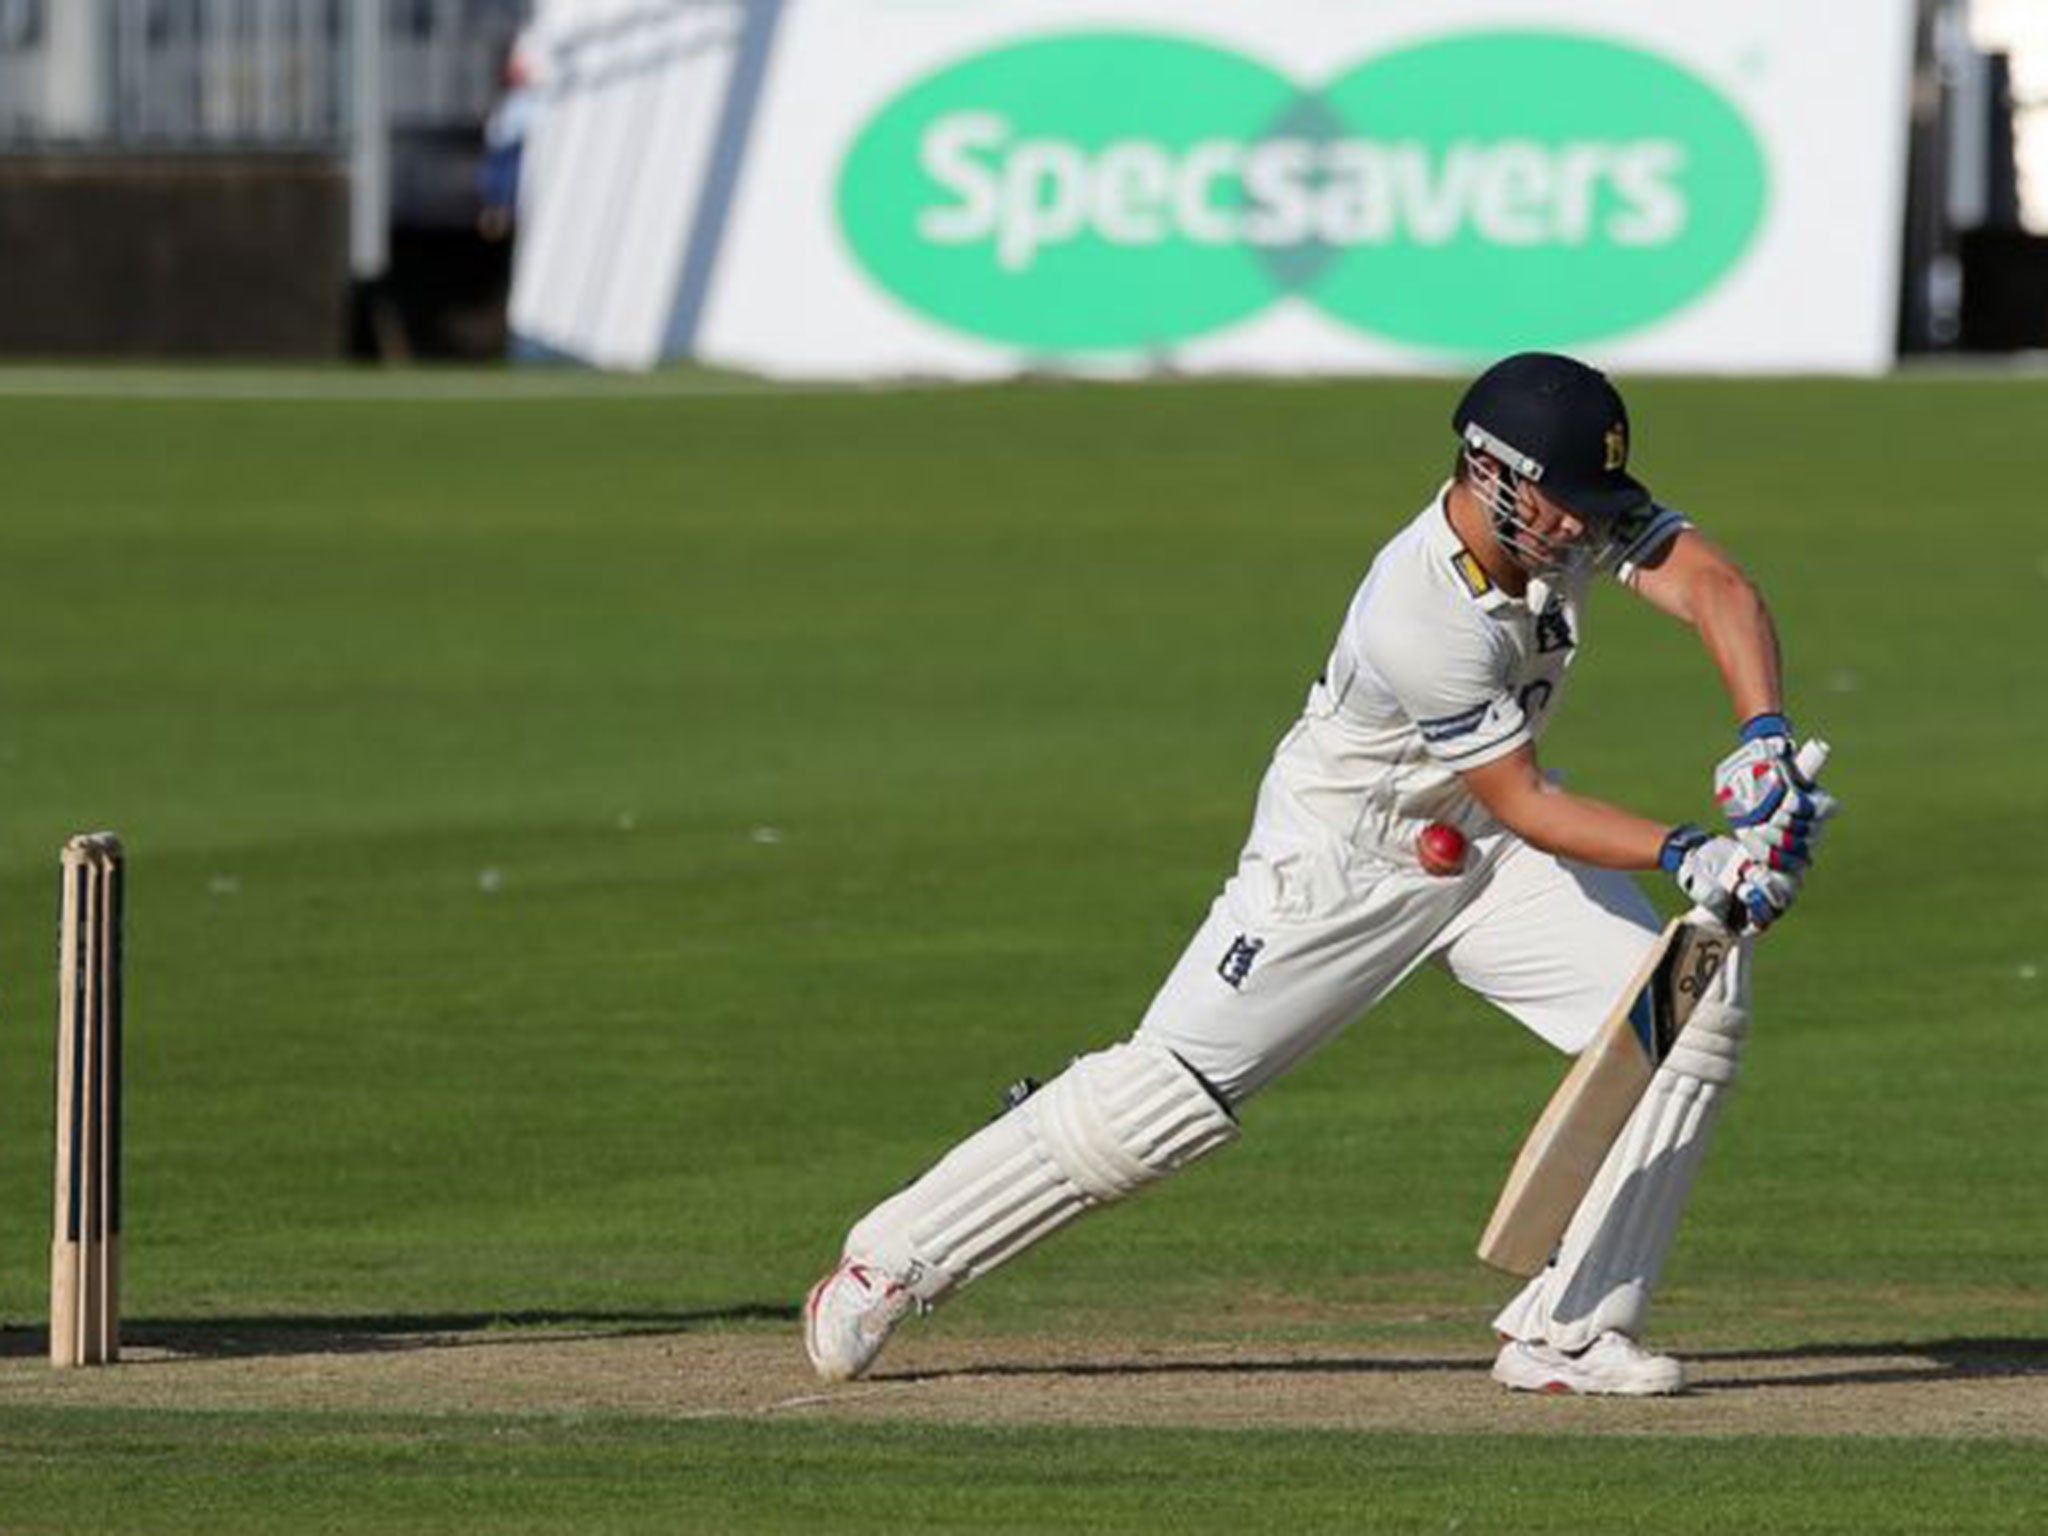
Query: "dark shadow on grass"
877 1337 2048 1391
0 1304 799 1361
1683 1337 2048 1392
877 1353 1489 1384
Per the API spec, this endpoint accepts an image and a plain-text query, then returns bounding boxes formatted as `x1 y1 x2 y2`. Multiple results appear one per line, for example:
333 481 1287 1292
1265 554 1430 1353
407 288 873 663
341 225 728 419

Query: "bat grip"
1792 738 1830 783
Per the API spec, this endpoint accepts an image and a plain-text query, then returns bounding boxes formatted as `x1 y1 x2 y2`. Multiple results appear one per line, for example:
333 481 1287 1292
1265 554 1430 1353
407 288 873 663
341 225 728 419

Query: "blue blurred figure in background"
478 28 543 244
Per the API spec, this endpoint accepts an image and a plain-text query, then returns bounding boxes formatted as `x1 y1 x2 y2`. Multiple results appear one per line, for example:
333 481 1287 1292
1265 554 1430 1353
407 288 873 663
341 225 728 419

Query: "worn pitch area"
2 1321 2042 1439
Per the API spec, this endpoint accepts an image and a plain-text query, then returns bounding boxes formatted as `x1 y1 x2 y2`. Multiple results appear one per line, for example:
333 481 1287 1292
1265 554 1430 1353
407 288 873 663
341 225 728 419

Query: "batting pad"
845 1041 1240 1306
1494 940 1753 1352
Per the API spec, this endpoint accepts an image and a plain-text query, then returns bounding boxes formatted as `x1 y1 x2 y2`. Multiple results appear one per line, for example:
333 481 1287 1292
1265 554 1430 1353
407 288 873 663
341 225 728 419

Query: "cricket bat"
1476 739 1828 1277
1475 910 1735 1276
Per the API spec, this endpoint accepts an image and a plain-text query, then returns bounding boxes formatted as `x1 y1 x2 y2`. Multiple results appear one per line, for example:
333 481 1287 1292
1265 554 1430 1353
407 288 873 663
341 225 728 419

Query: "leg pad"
847 1042 1239 1304
1495 941 1753 1351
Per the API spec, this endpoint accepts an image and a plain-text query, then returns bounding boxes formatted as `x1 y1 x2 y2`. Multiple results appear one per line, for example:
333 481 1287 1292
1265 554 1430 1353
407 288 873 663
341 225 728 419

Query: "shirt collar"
1423 483 1516 613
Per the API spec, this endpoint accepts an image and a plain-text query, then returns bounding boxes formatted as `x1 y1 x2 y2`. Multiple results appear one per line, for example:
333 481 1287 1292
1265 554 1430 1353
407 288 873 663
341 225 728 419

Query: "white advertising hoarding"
517 0 1916 375
510 0 767 370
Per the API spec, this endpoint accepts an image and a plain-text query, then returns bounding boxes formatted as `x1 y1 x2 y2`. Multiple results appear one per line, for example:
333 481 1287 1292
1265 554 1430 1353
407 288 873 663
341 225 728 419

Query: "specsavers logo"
838 31 1768 353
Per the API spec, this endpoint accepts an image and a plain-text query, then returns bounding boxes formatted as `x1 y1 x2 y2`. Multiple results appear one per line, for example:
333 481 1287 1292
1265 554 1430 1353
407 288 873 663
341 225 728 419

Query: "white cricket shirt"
1268 485 1687 851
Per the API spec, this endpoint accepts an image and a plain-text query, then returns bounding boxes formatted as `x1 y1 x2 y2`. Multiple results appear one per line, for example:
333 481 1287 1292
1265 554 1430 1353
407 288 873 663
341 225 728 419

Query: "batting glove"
1736 803 1834 874
1661 823 1801 932
1713 715 1839 872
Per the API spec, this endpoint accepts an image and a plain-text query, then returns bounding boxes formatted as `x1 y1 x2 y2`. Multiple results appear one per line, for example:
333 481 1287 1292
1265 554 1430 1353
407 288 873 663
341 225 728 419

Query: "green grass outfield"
2 1411 2043 1535
0 368 2043 1531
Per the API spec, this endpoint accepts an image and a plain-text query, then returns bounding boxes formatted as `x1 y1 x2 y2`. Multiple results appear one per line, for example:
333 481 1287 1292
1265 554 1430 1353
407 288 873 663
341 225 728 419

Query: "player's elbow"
1489 793 1574 857
1684 559 1767 634
1461 756 1560 846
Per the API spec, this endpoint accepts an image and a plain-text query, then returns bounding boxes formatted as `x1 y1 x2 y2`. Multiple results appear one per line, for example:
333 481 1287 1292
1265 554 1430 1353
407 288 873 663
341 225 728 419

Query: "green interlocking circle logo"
837 31 1768 354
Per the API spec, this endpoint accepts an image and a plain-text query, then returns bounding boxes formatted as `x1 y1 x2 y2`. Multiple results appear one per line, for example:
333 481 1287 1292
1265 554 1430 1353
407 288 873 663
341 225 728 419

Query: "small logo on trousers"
1219 934 1265 989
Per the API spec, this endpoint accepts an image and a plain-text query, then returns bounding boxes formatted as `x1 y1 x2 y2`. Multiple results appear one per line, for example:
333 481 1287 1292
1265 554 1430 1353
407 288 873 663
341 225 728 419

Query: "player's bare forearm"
1631 531 1784 725
1689 563 1783 725
1460 749 1671 870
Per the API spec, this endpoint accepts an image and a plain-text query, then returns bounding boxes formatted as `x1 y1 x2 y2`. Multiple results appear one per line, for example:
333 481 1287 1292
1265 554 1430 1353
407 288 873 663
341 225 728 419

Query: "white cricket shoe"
1492 1331 1687 1396
803 1256 921 1382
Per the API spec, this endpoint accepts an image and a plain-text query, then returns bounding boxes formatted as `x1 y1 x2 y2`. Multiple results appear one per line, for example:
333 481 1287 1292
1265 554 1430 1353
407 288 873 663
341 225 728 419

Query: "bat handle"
1684 904 1749 941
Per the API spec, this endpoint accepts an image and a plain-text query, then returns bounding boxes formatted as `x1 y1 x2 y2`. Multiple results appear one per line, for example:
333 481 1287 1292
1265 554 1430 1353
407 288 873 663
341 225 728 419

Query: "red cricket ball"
1417 821 1468 877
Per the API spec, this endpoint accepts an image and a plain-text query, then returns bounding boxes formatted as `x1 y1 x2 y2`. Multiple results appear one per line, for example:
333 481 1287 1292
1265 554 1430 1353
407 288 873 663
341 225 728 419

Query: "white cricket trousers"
1134 770 1661 1105
1130 767 1691 1349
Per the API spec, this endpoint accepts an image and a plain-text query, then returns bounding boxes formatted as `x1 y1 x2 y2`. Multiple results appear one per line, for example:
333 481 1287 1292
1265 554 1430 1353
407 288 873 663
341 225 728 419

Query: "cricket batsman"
804 353 1837 1395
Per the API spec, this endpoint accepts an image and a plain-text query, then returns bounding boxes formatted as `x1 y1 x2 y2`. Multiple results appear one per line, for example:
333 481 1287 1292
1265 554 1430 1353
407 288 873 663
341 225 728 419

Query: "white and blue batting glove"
1713 715 1839 872
1737 803 1835 874
1661 823 1801 932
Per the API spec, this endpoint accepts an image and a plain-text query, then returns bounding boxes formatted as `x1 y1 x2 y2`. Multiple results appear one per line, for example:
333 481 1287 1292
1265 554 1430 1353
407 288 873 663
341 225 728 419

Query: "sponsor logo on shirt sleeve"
1418 702 1493 743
